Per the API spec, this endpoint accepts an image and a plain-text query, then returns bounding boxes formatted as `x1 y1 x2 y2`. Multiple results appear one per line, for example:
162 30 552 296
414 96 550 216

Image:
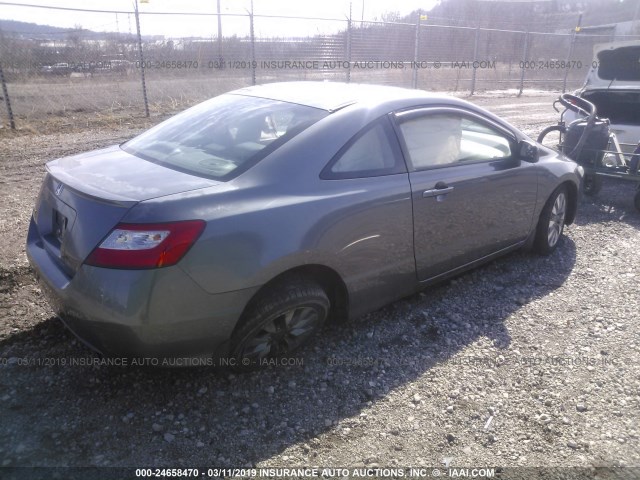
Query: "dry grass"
0 64 586 136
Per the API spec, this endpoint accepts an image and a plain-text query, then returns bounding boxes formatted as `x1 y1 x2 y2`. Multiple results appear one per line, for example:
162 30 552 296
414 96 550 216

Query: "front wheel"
533 185 568 255
229 277 329 372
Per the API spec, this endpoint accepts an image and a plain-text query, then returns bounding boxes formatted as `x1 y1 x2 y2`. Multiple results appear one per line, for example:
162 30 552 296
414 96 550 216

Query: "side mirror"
518 139 539 163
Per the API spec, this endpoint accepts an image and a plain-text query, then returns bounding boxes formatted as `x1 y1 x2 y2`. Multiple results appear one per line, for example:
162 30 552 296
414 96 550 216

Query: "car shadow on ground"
575 179 640 229
0 238 576 468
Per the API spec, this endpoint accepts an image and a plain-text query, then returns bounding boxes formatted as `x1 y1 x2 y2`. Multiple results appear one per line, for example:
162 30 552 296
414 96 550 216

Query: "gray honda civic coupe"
27 82 583 369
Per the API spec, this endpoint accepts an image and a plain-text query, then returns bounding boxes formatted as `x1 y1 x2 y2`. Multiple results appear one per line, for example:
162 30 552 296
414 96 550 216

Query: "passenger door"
393 107 538 282
318 117 416 316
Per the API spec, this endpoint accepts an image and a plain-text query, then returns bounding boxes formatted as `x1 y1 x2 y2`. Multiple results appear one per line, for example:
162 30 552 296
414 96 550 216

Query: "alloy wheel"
547 192 566 248
239 305 322 362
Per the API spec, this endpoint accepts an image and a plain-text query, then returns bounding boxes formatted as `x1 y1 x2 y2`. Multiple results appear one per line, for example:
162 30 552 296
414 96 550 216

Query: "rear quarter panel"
122 105 418 318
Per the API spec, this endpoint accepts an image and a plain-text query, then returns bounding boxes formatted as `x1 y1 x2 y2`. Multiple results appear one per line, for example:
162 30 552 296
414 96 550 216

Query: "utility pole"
412 11 421 89
249 0 256 85
134 0 150 117
217 0 223 63
0 60 15 129
346 2 352 83
562 13 582 94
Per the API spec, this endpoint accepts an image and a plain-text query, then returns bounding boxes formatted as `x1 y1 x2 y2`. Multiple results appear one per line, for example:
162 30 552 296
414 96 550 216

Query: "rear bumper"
27 217 258 361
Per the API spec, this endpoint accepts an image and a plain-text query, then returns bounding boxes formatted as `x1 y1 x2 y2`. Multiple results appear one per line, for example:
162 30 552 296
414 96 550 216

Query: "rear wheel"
229 277 329 372
533 185 568 255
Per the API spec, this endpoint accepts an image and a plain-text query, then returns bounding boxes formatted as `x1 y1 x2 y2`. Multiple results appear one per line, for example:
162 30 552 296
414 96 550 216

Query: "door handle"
423 183 454 198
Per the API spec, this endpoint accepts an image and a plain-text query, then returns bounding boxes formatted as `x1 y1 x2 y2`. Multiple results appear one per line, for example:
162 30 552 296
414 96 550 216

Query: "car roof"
229 81 447 112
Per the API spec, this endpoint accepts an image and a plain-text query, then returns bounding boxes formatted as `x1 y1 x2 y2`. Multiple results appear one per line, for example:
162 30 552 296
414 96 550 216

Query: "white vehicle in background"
568 40 640 154
540 42 640 208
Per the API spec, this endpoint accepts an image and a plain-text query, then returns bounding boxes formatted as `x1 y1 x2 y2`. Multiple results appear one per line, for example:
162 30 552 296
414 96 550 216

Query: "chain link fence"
1 3 639 130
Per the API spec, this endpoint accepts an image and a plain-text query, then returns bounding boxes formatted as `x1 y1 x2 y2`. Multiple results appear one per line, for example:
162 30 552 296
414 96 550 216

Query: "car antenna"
607 77 616 90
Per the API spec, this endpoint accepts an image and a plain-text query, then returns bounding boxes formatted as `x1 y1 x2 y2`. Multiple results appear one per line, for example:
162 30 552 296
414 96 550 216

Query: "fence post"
562 14 582 94
346 13 352 83
0 61 15 130
134 0 150 117
518 31 529 97
470 26 480 96
249 8 256 85
412 13 422 89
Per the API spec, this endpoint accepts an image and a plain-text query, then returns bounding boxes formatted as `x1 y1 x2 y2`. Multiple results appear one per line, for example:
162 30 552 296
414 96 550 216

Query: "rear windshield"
122 94 328 180
597 46 640 82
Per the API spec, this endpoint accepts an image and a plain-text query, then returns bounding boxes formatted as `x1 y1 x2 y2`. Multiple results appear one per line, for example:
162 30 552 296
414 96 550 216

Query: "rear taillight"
85 220 205 269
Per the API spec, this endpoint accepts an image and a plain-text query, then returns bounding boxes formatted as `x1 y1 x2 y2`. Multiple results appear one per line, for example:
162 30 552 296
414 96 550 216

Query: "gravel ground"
0 91 639 476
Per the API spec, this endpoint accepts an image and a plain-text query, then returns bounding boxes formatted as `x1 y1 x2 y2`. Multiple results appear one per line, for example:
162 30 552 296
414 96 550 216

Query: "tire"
634 189 640 213
229 277 329 372
536 124 565 145
583 173 602 196
533 185 568 255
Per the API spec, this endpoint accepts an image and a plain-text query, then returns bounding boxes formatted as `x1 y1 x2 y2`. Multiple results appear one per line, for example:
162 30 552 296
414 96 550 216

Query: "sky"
0 0 438 38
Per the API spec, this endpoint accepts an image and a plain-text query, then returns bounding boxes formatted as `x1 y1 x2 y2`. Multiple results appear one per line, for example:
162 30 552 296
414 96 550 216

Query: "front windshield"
122 94 328 180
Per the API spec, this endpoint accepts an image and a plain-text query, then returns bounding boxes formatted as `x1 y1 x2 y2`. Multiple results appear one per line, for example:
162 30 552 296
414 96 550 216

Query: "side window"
459 118 512 162
398 113 513 170
322 121 405 179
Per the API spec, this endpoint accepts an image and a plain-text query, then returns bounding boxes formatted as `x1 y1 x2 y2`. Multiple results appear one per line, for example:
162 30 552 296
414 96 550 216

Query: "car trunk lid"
47 145 220 202
580 42 640 149
34 146 220 275
584 41 640 89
